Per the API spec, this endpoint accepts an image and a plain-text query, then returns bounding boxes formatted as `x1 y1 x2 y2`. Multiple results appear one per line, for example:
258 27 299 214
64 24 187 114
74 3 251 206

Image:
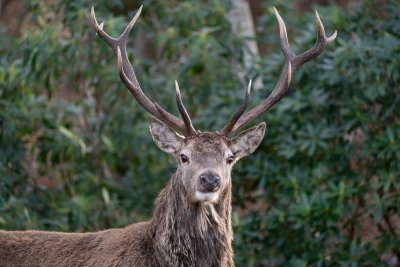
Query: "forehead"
183 132 230 158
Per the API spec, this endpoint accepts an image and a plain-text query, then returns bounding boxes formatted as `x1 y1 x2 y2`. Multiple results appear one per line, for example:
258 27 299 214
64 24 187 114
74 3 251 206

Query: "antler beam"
224 8 337 135
91 6 195 136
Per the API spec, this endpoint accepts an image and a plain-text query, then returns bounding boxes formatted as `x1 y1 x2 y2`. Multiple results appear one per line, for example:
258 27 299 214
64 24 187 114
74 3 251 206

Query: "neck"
148 171 234 267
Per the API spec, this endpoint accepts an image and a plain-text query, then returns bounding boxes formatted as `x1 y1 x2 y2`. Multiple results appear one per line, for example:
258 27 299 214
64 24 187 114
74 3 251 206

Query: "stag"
0 5 336 267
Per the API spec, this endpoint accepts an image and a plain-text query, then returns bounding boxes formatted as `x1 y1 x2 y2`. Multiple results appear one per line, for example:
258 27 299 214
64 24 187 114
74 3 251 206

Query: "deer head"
150 116 265 203
90 6 336 203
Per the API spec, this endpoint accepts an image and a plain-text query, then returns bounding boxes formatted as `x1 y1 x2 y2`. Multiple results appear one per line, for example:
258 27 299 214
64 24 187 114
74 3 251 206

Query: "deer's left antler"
222 8 337 136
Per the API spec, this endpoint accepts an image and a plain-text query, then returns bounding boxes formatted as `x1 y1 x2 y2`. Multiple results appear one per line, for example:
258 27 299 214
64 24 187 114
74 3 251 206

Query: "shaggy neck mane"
148 171 233 267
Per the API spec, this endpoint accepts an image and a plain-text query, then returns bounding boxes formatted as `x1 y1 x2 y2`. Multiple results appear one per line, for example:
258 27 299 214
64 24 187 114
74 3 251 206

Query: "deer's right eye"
180 154 189 164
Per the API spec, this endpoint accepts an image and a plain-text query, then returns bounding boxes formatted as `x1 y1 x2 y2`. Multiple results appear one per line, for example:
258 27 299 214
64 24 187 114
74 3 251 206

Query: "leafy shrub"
0 0 399 266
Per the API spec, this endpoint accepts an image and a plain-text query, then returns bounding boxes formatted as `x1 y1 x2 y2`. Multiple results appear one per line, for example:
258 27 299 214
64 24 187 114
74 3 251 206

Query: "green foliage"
1 0 399 266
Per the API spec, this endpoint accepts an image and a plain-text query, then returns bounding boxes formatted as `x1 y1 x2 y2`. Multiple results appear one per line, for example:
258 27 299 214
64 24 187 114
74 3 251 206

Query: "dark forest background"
0 0 399 266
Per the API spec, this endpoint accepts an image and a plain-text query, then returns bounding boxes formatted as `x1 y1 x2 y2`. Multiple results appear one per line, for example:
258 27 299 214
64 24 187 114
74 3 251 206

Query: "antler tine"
273 7 295 61
221 80 252 136
293 10 337 68
230 8 336 133
90 7 114 46
90 6 142 56
175 81 196 136
91 6 189 136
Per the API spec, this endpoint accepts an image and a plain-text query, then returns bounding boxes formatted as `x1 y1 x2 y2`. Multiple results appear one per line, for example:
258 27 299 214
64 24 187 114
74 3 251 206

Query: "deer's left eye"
227 155 235 164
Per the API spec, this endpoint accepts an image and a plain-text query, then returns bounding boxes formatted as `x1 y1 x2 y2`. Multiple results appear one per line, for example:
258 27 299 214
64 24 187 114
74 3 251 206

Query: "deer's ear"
150 117 184 154
229 122 266 159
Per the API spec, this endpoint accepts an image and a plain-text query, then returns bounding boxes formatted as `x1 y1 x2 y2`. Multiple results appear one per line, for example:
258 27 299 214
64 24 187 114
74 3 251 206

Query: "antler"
174 81 196 135
220 80 252 136
223 8 337 135
90 6 195 136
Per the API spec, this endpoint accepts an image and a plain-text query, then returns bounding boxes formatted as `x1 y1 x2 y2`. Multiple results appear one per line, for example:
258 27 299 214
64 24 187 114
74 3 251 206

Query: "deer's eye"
180 154 189 164
227 155 235 164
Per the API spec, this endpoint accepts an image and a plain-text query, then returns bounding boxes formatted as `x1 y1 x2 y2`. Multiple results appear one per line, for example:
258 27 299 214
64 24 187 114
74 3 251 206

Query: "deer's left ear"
150 117 184 154
229 122 266 159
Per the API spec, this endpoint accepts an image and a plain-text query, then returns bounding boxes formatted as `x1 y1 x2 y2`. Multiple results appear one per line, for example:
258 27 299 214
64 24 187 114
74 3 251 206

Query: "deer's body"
0 223 150 267
0 173 233 267
0 133 237 267
0 5 336 267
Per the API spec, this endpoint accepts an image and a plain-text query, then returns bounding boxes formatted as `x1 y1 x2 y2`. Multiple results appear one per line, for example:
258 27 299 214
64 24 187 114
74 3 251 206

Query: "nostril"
200 175 208 185
199 172 221 191
213 176 221 187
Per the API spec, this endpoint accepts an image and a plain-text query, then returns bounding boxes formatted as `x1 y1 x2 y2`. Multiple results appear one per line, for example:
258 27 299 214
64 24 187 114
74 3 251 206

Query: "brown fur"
0 120 265 267
0 176 232 267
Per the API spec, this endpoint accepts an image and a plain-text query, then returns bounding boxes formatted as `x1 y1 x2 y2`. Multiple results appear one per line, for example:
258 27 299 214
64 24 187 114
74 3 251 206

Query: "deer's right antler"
90 6 196 136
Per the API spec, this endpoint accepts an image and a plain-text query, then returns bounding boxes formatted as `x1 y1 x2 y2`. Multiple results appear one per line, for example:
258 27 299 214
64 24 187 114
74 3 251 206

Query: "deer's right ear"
150 117 184 154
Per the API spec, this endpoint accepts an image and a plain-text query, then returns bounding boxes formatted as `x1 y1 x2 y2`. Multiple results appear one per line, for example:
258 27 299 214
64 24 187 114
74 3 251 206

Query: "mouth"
195 191 219 202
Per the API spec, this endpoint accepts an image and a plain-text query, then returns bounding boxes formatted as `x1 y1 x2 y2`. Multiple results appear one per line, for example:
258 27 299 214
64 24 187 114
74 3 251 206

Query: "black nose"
199 172 221 192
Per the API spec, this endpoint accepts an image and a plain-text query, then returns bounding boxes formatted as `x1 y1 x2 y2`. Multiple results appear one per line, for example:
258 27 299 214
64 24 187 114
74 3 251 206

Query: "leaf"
58 126 78 143
102 188 111 207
